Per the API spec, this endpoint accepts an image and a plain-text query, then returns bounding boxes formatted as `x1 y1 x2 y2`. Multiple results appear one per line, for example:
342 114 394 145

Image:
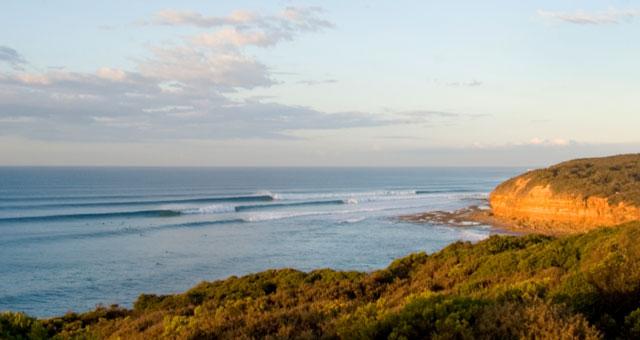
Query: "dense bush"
7 221 640 338
0 312 47 340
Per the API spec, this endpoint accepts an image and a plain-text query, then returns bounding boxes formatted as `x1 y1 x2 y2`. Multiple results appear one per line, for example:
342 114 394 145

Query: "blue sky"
1 1 639 166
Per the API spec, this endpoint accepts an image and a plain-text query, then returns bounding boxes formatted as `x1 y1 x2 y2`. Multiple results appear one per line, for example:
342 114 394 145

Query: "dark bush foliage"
0 312 47 340
9 222 640 339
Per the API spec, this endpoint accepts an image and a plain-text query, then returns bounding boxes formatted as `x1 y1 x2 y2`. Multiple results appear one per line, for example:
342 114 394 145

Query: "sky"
0 0 639 166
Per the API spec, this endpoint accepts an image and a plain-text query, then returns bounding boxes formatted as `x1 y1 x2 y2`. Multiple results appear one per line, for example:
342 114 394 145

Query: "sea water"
0 167 521 317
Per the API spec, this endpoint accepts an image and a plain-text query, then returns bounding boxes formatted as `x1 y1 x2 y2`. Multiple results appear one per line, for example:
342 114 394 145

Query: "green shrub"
14 222 640 339
0 312 48 340
624 308 640 338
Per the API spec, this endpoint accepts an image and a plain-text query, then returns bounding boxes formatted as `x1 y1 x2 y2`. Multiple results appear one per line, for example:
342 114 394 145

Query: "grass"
6 222 640 338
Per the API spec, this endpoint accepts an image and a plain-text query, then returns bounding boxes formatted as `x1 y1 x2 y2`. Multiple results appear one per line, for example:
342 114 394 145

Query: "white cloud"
526 137 571 146
138 6 335 90
96 67 127 81
538 8 640 25
432 78 483 87
279 6 333 31
192 28 273 47
138 46 273 90
15 73 51 85
0 65 479 141
447 80 482 87
0 7 483 143
153 9 257 27
471 138 574 149
156 6 332 49
152 6 332 32
141 105 194 113
296 79 338 86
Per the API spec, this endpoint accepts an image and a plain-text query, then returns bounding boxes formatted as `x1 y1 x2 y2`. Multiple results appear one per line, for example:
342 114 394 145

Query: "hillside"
6 222 640 339
490 154 640 233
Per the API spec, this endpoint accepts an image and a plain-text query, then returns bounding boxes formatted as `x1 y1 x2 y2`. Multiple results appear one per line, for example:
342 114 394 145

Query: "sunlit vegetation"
494 154 640 206
5 222 640 338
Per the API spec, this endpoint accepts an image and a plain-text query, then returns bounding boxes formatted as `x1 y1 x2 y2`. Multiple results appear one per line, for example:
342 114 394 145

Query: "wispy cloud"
471 137 575 149
538 8 640 25
0 67 476 140
393 110 488 121
399 142 640 167
153 6 332 48
431 78 483 88
0 46 27 70
446 80 482 87
152 9 259 27
296 79 337 86
192 28 275 48
153 6 333 29
0 116 36 123
1 6 335 141
136 6 336 91
0 66 477 142
0 7 484 143
525 137 572 147
138 45 273 90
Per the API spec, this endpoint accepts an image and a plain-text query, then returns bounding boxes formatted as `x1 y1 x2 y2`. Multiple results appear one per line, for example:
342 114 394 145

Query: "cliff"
490 154 640 233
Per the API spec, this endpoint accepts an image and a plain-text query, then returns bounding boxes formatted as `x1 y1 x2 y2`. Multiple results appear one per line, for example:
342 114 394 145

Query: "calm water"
0 167 521 317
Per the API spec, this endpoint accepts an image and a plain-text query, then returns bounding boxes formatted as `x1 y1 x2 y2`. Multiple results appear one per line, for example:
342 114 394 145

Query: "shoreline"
398 204 569 236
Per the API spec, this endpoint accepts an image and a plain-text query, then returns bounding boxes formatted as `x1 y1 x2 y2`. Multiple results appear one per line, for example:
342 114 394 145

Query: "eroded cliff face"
489 176 640 234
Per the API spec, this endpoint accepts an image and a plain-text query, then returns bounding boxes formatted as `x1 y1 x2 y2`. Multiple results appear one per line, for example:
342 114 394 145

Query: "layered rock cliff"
489 154 640 233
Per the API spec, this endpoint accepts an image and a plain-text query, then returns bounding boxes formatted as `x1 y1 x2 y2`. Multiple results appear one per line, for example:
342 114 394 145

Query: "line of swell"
0 199 347 223
0 197 454 245
0 194 275 210
234 199 345 212
0 209 182 224
415 189 474 194
0 219 246 246
0 193 200 202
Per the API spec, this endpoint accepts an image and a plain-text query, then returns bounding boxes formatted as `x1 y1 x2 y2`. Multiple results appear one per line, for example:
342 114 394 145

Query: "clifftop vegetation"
494 154 640 206
5 222 640 339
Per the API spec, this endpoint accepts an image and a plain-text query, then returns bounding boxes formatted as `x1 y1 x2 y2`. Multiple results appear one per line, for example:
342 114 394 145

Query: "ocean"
0 167 521 317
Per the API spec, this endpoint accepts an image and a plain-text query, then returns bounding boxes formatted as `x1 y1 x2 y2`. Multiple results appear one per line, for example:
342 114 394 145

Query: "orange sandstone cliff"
489 154 640 234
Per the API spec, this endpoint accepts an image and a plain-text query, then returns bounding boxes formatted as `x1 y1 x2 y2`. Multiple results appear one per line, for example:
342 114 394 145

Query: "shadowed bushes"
0 312 47 340
9 221 640 338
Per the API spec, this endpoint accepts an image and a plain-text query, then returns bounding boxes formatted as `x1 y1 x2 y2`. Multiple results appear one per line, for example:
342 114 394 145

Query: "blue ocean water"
0 167 521 317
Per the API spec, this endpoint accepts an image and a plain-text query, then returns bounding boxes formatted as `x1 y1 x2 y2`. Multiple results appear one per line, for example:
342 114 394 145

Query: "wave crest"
182 204 236 214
